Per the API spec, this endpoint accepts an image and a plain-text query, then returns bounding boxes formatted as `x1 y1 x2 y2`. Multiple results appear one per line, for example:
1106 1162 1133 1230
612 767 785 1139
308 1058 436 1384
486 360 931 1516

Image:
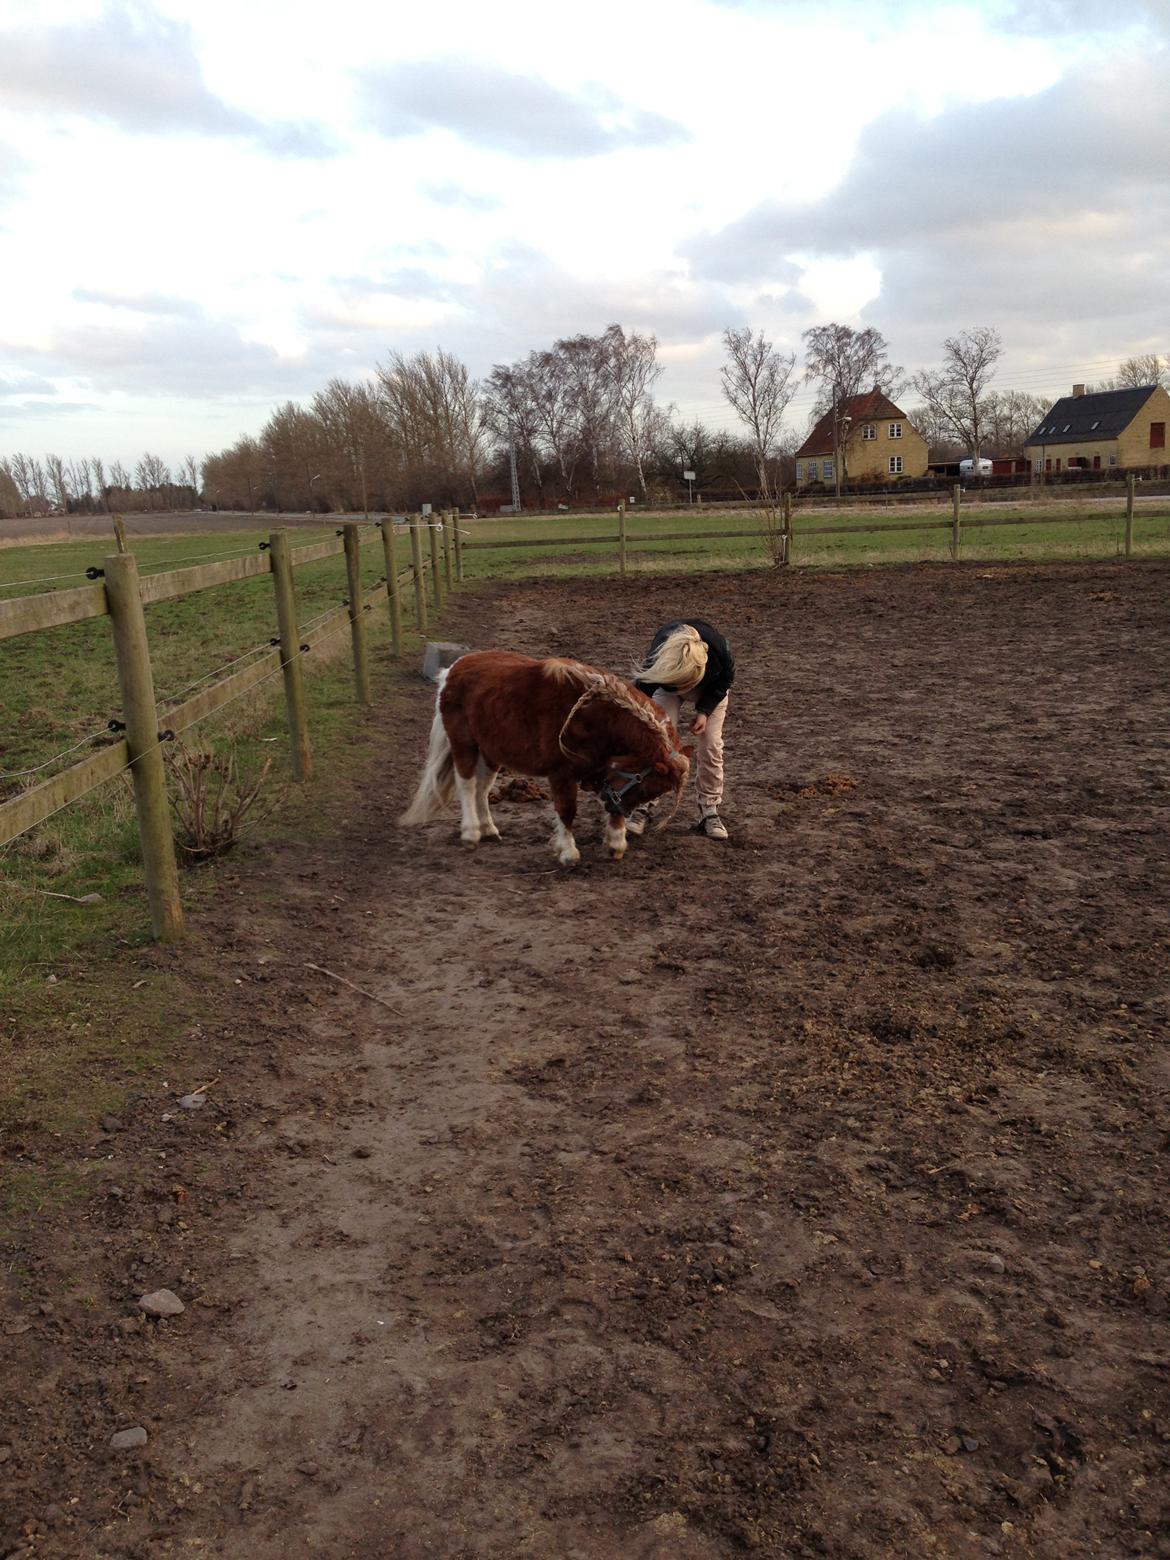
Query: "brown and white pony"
400 651 691 865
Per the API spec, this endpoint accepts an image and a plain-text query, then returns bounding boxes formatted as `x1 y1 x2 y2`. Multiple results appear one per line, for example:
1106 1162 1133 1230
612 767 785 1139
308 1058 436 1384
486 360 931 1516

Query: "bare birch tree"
721 326 798 499
912 326 1002 466
609 325 664 502
91 456 107 510
485 361 545 504
45 453 71 511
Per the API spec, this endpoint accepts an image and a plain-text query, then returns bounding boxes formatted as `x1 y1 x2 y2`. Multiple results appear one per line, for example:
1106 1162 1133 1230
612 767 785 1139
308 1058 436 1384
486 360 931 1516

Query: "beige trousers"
651 690 729 810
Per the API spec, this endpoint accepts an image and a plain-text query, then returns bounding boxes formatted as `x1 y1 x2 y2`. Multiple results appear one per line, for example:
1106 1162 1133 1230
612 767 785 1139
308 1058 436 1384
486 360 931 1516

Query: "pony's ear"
653 760 669 775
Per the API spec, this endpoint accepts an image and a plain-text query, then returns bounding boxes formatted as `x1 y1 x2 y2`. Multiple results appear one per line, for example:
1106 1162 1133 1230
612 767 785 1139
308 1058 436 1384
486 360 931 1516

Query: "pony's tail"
400 673 456 825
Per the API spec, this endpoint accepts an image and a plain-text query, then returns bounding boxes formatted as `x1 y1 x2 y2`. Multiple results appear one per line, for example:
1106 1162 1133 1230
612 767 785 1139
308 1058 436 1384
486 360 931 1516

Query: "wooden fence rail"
459 474 1151 567
1 515 456 938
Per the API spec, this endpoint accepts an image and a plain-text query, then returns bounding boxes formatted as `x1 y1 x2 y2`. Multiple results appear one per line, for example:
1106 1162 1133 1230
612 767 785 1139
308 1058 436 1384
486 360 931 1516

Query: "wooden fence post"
342 522 371 704
618 501 627 576
409 517 428 633
428 513 444 610
442 510 454 591
951 484 962 561
783 492 793 566
379 518 403 655
268 529 313 780
453 508 464 582
1125 473 1135 557
103 552 184 942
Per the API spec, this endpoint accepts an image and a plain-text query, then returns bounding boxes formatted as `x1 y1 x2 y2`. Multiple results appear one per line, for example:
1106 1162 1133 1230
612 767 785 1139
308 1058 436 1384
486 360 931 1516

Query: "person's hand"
690 713 708 736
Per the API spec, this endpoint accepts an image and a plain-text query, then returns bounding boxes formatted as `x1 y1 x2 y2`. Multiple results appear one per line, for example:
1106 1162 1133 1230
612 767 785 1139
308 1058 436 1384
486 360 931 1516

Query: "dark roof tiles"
1025 386 1157 446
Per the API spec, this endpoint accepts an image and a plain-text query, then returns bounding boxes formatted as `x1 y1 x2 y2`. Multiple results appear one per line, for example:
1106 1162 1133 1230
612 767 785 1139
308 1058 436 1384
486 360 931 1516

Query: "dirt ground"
3 562 1170 1559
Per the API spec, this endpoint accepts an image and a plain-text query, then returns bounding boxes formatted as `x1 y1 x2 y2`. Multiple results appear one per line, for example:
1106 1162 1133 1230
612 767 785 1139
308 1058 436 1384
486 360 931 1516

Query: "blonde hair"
633 624 708 692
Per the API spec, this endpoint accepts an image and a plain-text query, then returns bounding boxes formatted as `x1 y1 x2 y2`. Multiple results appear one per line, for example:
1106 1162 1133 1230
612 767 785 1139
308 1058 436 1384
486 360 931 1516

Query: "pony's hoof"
608 847 626 862
481 827 502 841
460 835 480 849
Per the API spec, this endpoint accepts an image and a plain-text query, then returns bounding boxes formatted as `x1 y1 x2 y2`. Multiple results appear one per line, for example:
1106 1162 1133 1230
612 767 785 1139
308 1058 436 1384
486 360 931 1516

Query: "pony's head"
599 743 693 823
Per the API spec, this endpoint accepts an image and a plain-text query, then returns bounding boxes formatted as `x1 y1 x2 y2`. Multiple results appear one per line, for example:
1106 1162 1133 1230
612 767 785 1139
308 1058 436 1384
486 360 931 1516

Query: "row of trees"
5 339 1165 519
0 452 199 518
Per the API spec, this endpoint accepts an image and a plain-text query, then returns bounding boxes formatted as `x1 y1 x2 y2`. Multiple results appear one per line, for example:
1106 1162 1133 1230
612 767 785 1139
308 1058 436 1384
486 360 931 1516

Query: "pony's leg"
604 812 627 862
448 736 481 847
548 776 580 867
474 755 500 840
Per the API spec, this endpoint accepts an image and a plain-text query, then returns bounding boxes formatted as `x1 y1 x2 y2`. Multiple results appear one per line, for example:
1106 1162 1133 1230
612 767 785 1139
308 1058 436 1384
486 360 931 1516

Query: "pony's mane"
557 667 671 753
543 657 594 685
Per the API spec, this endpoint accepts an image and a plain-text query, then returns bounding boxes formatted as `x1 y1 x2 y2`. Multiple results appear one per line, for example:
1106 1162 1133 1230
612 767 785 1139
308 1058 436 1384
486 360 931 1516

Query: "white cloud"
357 58 690 158
0 1 336 156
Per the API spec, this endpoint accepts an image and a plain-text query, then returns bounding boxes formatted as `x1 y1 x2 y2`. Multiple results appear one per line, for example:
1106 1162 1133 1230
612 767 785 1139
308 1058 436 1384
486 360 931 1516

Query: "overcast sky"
1 0 1167 466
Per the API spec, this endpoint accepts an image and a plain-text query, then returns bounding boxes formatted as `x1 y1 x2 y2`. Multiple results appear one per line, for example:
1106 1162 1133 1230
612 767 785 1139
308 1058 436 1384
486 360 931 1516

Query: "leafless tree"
1091 353 1170 392
557 330 618 497
7 453 36 505
0 459 22 517
656 420 756 496
982 390 1050 456
91 457 108 510
530 348 580 500
803 324 902 497
608 326 665 502
314 379 383 516
485 360 546 504
912 326 1003 466
721 326 799 502
69 459 92 510
135 453 170 509
45 453 71 511
182 455 200 501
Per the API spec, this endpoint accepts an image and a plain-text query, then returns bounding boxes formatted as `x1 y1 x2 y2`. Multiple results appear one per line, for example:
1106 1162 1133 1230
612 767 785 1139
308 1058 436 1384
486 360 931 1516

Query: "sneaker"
698 808 729 840
625 805 651 837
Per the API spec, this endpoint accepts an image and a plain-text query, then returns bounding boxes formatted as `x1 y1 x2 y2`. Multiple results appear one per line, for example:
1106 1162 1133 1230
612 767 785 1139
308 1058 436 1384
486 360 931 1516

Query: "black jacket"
635 619 735 716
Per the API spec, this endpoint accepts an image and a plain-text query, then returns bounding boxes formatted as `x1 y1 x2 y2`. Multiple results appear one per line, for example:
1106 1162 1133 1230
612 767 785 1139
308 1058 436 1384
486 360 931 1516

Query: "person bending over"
630 619 735 840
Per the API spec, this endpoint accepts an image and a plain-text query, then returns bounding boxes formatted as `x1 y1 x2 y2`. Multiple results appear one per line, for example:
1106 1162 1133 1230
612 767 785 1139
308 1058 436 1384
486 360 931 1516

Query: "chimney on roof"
1072 383 1086 398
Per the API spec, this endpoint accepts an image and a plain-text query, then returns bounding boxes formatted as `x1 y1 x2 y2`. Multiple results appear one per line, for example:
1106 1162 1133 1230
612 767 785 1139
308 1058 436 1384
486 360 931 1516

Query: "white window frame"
822 459 834 481
889 455 903 475
861 423 876 441
888 422 902 439
1108 454 1118 466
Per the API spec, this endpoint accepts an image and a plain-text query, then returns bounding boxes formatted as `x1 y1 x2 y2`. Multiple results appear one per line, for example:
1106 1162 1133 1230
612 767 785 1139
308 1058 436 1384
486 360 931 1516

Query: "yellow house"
1025 382 1170 474
794 389 928 487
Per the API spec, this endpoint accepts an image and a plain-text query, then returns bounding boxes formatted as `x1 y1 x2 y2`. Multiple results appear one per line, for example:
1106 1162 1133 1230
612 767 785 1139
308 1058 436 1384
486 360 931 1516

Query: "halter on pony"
557 679 681 821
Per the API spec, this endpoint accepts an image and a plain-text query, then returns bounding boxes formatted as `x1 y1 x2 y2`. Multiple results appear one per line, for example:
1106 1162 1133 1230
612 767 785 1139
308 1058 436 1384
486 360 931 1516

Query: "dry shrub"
165 741 279 863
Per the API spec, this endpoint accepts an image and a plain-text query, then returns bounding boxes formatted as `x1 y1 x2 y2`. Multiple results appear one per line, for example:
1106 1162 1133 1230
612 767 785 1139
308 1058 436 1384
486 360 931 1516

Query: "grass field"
0 527 408 1052
453 495 1170 579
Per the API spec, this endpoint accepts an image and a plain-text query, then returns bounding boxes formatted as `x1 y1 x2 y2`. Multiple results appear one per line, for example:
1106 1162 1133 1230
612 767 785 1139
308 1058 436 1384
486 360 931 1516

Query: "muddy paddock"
3 562 1169 1559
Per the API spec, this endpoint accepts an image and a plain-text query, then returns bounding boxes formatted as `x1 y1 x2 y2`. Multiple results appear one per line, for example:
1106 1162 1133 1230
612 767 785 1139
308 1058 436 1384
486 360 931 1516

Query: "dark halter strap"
599 764 654 817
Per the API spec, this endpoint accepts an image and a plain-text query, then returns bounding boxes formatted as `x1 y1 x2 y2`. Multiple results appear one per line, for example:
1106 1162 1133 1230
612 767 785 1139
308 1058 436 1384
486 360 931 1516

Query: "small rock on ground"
110 1427 148 1451
138 1289 185 1318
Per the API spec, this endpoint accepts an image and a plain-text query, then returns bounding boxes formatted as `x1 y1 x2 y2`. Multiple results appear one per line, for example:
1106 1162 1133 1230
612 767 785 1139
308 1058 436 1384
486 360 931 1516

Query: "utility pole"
509 439 521 513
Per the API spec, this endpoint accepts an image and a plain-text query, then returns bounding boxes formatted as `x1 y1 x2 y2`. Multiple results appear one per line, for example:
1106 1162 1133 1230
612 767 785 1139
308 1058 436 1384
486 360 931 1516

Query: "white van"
959 457 993 477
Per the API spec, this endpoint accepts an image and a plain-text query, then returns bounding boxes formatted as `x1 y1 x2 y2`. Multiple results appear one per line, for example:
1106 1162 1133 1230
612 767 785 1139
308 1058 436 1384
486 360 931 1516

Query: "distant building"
794 389 929 487
1025 383 1170 474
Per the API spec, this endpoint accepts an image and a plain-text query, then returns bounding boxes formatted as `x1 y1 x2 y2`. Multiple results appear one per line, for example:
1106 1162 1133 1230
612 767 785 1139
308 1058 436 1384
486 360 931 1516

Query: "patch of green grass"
1 525 428 1003
453 498 1170 582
